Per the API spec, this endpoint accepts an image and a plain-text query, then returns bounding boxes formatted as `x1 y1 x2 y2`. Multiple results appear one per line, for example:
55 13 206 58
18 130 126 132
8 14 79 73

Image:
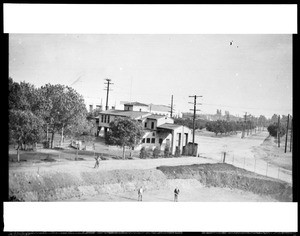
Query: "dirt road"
195 130 292 184
64 182 277 202
9 156 218 174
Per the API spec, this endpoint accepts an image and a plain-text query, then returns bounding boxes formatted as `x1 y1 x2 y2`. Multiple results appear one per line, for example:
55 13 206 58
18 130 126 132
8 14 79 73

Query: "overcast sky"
9 34 292 118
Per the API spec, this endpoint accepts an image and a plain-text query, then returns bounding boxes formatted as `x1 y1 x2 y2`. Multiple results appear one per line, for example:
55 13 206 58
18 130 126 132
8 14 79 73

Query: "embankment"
9 163 292 201
157 163 292 202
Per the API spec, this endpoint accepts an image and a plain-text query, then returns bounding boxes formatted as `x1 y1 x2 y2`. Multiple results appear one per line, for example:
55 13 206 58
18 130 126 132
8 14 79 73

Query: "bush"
174 146 181 157
182 146 189 156
153 146 161 158
267 123 286 138
139 147 148 159
164 145 170 158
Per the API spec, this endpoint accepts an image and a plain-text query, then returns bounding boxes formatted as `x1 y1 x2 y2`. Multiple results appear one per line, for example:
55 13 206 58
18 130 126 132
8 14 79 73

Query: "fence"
219 151 292 184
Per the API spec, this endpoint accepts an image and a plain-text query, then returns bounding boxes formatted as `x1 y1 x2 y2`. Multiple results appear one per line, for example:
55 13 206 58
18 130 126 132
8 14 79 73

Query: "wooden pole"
170 95 173 118
290 118 293 152
277 115 280 147
192 95 196 154
285 114 290 153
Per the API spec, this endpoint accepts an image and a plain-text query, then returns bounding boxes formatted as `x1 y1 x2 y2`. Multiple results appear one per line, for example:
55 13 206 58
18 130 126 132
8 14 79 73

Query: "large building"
96 103 191 155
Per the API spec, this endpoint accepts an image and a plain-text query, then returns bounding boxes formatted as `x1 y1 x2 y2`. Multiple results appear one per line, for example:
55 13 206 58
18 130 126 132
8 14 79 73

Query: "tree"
105 117 144 159
267 123 286 138
258 115 267 129
38 84 87 148
87 107 103 119
67 115 97 143
9 110 44 162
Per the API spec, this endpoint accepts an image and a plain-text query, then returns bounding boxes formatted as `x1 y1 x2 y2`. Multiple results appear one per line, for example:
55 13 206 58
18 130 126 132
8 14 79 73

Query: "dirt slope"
157 163 292 201
9 162 292 202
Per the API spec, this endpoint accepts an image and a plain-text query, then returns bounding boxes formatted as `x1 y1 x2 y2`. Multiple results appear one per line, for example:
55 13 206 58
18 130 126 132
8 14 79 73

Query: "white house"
95 103 191 155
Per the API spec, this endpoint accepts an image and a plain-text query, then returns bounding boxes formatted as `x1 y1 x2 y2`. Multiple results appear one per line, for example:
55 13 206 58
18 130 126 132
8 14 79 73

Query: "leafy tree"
258 115 267 129
87 108 103 119
38 84 87 148
105 117 144 159
267 123 286 138
67 115 97 143
270 114 279 125
9 110 44 162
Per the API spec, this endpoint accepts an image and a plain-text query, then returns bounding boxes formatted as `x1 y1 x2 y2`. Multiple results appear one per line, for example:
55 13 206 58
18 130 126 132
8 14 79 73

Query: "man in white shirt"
138 186 143 201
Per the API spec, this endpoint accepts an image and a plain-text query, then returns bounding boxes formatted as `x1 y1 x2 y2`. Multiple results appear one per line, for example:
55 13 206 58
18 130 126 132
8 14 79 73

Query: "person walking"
174 187 180 202
138 186 143 201
94 155 100 168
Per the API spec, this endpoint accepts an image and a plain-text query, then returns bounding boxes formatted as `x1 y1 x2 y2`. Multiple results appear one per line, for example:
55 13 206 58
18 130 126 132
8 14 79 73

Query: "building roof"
123 101 149 107
157 123 182 130
98 109 151 119
149 104 171 112
146 114 166 119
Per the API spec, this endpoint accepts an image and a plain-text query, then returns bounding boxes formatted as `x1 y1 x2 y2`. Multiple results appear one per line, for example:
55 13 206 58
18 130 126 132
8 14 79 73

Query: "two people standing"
137 186 180 202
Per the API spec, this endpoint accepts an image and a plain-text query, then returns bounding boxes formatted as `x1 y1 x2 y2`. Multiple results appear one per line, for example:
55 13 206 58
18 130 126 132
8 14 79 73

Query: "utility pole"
170 95 173 118
285 114 290 153
188 95 202 156
247 114 250 136
104 78 113 110
290 117 293 152
277 115 280 147
242 112 247 138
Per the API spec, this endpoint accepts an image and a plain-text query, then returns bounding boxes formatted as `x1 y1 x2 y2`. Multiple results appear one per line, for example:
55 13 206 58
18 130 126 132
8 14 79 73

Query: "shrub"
182 146 189 156
174 146 181 157
139 147 148 159
153 146 161 158
267 123 286 138
164 145 170 158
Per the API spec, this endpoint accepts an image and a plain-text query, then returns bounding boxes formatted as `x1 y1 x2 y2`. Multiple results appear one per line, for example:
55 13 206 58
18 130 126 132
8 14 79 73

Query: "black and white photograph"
8 34 293 202
4 3 298 233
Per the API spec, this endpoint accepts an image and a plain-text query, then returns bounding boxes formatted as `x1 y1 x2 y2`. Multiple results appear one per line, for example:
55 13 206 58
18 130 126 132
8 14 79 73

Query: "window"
151 138 155 144
101 115 104 123
144 122 147 128
146 138 151 143
104 115 107 123
152 132 155 136
151 122 154 129
107 115 110 123
142 138 145 143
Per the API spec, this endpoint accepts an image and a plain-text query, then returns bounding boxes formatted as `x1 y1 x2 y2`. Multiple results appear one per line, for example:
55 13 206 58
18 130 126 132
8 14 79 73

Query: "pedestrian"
138 186 143 201
174 187 180 202
94 155 100 168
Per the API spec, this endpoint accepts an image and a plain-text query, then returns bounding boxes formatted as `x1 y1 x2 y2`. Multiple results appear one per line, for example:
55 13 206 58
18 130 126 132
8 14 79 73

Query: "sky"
9 34 292 119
